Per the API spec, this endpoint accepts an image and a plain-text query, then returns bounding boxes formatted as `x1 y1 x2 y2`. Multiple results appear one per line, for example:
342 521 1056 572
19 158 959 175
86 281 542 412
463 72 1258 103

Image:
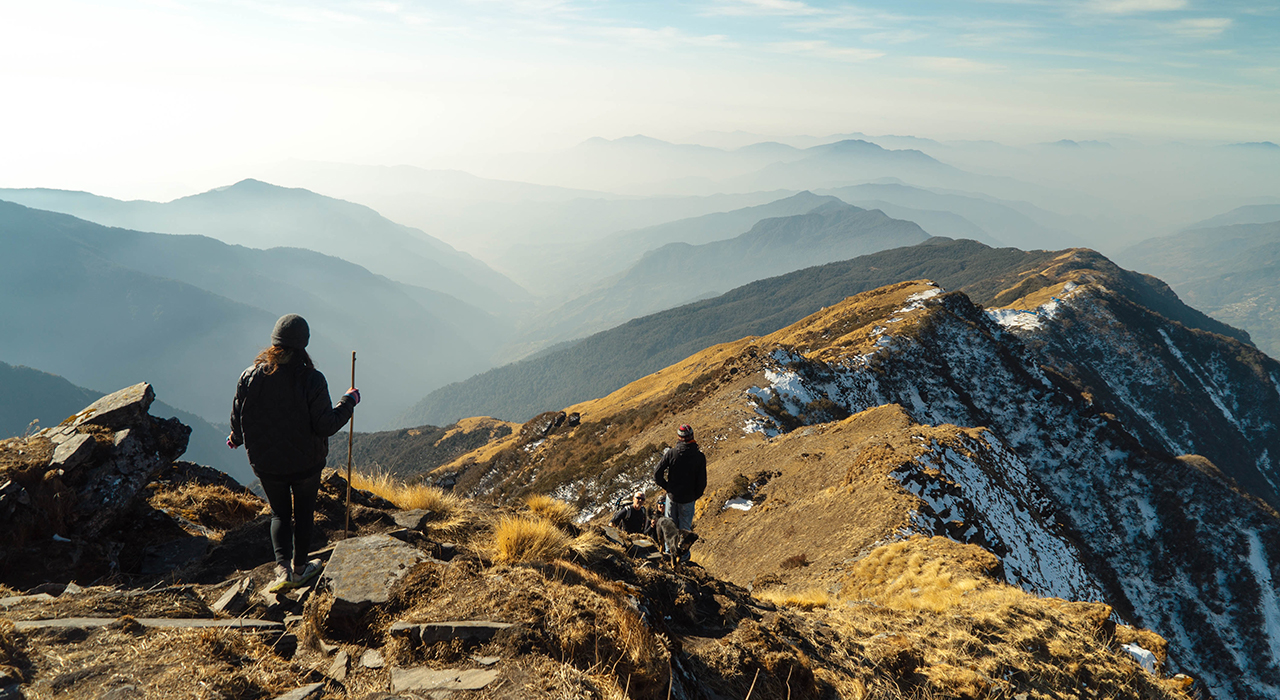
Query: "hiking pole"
344 351 356 539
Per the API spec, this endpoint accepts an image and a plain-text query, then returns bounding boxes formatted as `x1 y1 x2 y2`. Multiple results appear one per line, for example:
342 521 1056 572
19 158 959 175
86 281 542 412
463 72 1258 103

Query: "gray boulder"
322 534 429 634
70 382 155 431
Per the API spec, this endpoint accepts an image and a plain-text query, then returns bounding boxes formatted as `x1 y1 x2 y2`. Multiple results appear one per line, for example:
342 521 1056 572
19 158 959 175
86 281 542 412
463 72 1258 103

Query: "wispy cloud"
595 26 737 50
1164 17 1232 38
1084 0 1187 14
863 29 927 44
914 56 1003 73
769 40 884 61
705 0 824 17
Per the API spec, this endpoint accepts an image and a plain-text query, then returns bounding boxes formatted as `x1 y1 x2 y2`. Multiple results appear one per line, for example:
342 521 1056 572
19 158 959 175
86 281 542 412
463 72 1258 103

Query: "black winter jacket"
229 362 355 480
610 505 648 534
653 440 707 504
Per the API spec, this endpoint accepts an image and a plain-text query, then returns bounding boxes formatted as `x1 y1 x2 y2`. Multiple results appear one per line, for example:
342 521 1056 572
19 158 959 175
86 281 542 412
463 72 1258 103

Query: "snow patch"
1245 529 1280 666
723 497 754 511
1121 643 1158 674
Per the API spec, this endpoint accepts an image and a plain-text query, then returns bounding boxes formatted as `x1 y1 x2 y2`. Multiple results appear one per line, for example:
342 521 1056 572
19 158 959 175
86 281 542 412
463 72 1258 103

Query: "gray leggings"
258 471 322 569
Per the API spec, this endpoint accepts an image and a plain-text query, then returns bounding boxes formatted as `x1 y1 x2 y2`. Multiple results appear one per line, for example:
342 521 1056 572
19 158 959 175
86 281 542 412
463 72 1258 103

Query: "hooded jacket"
229 361 355 480
653 440 707 504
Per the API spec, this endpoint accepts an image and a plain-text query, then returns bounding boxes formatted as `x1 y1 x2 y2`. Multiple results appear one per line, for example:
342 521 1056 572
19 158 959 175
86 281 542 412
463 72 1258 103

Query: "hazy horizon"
3 0 1277 201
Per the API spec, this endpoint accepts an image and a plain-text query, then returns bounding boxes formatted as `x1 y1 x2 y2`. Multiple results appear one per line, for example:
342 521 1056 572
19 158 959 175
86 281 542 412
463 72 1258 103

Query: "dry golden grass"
0 619 28 682
841 540 1003 613
755 588 832 611
148 483 264 536
525 494 576 527
489 515 571 564
566 529 610 564
350 469 461 514
821 537 1194 700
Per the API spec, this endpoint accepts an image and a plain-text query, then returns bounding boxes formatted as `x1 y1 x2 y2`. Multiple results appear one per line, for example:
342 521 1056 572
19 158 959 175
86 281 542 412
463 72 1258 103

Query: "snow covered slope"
426 251 1280 698
743 280 1280 698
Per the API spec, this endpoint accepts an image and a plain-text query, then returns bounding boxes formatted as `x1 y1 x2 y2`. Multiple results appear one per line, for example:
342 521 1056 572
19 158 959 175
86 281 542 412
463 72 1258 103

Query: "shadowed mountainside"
400 239 1246 428
514 201 933 355
0 179 529 316
0 200 501 429
1120 221 1280 358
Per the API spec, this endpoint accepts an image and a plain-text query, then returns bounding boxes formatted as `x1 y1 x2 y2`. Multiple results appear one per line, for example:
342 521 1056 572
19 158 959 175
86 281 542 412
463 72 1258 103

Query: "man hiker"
653 423 707 550
610 491 650 534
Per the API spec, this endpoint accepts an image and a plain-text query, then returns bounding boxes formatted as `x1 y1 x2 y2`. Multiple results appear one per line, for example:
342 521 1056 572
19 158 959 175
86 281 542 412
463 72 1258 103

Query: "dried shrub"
780 553 809 570
489 516 570 564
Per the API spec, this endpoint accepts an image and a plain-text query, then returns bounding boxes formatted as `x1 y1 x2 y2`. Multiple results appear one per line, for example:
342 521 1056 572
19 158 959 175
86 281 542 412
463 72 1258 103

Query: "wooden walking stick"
344 351 355 539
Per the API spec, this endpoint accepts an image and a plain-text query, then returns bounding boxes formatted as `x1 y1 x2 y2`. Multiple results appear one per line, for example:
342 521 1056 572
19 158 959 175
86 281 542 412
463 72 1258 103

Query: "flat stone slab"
0 593 56 607
391 667 499 692
393 509 432 530
70 383 155 430
324 534 429 612
361 648 385 669
13 617 284 632
50 433 95 470
389 621 514 646
272 682 324 700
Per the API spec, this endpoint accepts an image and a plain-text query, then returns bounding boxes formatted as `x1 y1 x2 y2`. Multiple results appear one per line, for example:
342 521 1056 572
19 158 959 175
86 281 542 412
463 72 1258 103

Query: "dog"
652 516 699 569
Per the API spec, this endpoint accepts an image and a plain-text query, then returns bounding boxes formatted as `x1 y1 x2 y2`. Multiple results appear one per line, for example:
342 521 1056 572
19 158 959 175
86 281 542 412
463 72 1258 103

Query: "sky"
1 0 1277 199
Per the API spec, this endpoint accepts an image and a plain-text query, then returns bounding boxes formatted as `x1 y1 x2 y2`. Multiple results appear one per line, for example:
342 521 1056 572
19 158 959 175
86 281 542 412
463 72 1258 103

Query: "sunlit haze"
2 0 1276 200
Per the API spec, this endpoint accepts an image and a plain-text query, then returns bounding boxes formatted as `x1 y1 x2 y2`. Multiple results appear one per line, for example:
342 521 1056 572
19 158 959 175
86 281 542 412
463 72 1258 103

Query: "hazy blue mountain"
722 139 965 192
821 182 1080 251
840 200 996 245
262 160 612 203
552 191 841 291
1119 221 1280 357
0 360 254 484
400 238 1245 427
520 201 932 350
1187 204 1280 230
0 201 500 429
0 179 529 316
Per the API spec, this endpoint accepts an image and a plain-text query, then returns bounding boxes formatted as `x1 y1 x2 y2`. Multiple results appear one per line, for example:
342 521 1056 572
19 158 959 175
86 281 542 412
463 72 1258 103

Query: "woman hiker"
228 313 360 591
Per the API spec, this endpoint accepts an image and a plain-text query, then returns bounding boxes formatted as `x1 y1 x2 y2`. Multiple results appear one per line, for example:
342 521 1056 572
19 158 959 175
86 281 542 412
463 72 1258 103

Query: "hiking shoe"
292 559 322 587
267 564 293 593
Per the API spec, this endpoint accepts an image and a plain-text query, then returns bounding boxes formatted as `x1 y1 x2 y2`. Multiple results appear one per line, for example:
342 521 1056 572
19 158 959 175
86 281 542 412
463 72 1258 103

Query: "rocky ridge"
424 262 1280 698
1 385 1196 699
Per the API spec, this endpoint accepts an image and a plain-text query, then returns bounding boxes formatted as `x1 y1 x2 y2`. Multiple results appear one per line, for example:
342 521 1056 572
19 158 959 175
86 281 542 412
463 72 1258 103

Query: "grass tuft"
755 588 832 611
350 470 461 515
524 493 576 527
489 515 570 564
148 483 263 536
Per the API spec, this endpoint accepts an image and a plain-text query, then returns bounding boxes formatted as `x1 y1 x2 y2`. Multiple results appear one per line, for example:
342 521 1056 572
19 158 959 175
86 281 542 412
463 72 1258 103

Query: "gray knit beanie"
271 314 310 349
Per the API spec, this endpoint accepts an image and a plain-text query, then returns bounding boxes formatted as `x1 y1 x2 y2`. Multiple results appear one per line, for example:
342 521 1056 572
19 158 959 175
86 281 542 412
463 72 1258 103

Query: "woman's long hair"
254 345 314 375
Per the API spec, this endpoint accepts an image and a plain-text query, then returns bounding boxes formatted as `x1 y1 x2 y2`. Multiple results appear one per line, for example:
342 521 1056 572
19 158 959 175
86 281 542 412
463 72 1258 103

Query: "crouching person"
610 491 649 534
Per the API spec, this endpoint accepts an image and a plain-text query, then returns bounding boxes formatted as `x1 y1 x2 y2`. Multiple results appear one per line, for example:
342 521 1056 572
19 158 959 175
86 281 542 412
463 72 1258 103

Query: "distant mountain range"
1186 203 1280 230
0 360 253 484
1120 221 1280 358
0 200 504 429
0 179 529 316
820 182 1082 251
399 238 1246 427
522 201 932 350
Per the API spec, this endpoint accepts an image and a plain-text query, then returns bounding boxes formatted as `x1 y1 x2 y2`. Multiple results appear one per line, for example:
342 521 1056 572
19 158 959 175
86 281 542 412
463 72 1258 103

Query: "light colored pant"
664 499 696 531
